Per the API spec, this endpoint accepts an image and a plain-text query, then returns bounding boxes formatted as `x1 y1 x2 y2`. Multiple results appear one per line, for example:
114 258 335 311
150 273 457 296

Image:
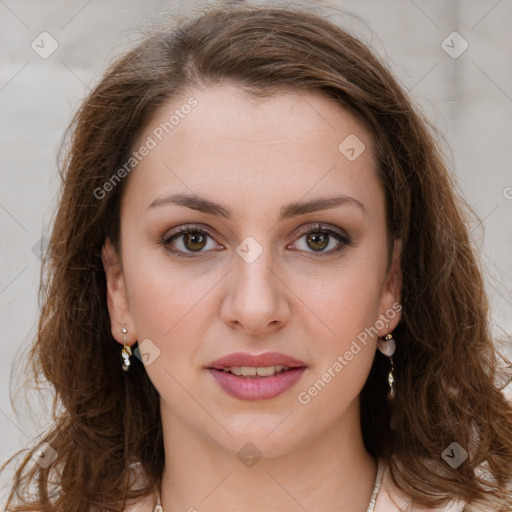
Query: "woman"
2 3 512 511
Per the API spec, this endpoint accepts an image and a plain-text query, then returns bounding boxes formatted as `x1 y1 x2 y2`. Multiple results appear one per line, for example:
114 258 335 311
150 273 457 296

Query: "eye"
290 224 352 255
162 225 223 257
162 223 352 258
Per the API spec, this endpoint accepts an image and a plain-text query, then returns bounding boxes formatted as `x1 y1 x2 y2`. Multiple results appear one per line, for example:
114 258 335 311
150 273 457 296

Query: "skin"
102 83 402 512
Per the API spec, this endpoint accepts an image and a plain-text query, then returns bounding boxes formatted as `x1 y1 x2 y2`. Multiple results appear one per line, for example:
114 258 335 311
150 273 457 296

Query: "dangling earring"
378 333 396 399
121 327 132 372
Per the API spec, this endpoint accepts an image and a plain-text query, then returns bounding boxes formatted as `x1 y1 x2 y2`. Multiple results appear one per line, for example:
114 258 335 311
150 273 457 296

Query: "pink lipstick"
206 351 307 400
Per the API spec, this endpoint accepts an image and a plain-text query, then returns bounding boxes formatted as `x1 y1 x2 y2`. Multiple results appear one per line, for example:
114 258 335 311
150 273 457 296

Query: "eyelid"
294 223 350 242
162 223 218 241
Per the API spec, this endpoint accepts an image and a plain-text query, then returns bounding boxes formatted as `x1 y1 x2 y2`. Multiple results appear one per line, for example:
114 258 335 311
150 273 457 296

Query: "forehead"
121 84 382 219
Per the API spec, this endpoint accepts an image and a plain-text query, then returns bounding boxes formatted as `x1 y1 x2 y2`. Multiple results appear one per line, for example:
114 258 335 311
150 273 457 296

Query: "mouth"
212 364 293 377
206 352 307 400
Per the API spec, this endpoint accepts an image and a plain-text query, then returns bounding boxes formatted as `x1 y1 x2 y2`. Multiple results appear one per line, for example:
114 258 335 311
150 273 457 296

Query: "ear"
101 238 136 347
377 238 403 337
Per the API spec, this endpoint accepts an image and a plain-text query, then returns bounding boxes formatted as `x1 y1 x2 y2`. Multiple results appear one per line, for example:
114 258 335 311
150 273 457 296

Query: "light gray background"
1 0 511 492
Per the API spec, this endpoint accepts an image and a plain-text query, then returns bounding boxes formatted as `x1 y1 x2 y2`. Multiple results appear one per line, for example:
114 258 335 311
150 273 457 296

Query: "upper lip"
207 351 307 369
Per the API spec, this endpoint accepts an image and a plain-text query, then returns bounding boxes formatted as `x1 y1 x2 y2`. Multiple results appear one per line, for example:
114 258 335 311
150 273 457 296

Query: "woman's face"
103 84 401 457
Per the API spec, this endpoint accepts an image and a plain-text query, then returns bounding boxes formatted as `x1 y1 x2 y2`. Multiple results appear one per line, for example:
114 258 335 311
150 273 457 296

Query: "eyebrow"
146 193 366 220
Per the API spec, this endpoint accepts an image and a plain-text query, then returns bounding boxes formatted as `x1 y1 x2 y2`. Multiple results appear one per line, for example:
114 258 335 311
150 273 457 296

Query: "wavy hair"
3 2 512 511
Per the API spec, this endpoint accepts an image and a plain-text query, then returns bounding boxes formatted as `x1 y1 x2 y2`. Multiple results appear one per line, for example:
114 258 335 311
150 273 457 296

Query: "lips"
207 351 307 370
206 351 307 401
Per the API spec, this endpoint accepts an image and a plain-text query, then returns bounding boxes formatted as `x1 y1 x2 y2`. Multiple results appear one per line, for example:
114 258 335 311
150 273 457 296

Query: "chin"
205 413 310 460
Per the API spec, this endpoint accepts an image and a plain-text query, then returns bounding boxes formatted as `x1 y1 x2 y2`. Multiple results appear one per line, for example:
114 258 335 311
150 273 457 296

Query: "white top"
373 461 465 511
123 460 466 512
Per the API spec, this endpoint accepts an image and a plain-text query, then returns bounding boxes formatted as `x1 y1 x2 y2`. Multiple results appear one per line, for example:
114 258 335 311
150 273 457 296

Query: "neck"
159 402 377 512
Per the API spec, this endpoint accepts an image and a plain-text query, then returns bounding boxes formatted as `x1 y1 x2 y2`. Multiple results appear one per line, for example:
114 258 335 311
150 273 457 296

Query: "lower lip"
208 367 306 400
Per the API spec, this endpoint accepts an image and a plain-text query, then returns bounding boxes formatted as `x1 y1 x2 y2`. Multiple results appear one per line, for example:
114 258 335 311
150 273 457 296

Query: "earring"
121 327 132 372
378 333 396 399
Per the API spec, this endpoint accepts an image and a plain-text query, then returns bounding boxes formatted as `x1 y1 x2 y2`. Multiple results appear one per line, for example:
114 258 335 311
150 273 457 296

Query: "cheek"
123 261 217 396
123 250 218 349
293 265 383 412
291 255 387 344
288 249 387 406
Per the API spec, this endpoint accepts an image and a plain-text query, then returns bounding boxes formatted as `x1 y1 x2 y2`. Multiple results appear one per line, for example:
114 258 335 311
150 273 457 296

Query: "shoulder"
374 460 465 512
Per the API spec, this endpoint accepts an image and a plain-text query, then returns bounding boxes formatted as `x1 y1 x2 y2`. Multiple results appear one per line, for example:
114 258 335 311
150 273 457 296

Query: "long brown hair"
3 3 512 511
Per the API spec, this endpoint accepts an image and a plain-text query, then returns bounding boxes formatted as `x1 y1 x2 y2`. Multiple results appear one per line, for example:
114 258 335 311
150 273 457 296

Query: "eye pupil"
184 232 206 251
306 232 329 251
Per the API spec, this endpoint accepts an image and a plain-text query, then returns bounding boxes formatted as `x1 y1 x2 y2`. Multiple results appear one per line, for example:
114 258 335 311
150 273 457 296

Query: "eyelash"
161 223 352 258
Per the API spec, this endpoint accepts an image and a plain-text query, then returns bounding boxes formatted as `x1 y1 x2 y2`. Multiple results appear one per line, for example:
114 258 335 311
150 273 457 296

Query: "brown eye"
163 226 221 256
292 224 352 256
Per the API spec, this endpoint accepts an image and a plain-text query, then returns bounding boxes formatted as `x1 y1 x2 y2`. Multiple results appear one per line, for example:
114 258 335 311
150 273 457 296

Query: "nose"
220 248 291 336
